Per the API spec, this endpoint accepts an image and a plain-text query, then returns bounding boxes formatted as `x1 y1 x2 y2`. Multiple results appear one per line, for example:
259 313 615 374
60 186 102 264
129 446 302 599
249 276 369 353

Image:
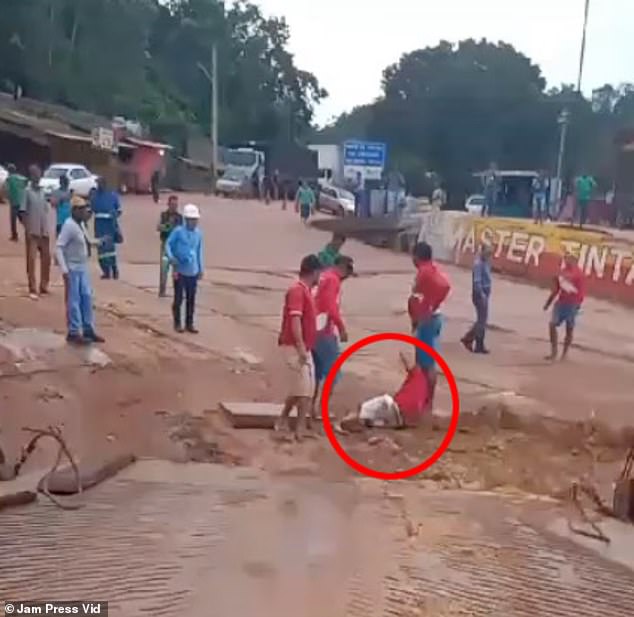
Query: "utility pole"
555 0 590 204
198 43 220 189
211 43 219 185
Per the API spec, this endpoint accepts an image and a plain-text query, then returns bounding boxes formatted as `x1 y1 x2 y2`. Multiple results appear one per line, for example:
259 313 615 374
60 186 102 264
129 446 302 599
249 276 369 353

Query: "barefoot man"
276 254 322 440
312 254 354 432
408 242 451 412
544 251 585 361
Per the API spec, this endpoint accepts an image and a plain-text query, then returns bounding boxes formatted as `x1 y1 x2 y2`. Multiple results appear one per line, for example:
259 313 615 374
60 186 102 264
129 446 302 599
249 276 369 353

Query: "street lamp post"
555 0 591 204
197 43 219 188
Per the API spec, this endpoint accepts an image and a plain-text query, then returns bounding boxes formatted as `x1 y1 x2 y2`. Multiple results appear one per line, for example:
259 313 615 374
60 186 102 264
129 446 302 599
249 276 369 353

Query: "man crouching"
341 353 430 431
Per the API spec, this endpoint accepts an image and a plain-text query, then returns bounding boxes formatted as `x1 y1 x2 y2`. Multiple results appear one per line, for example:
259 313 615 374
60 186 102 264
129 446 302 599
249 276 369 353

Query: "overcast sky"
256 0 633 126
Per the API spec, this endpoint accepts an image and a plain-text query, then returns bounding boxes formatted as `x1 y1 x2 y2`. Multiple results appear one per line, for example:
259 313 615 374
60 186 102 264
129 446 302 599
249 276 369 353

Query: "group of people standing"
3 162 127 344
275 227 587 440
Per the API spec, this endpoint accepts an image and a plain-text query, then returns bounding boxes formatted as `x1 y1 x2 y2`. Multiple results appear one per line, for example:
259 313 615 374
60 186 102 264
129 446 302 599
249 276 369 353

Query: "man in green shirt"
318 234 347 267
4 164 26 241
574 174 596 228
296 180 316 224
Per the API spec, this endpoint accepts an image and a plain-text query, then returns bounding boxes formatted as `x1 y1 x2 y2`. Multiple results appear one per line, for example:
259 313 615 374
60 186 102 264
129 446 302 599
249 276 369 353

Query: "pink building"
118 137 172 194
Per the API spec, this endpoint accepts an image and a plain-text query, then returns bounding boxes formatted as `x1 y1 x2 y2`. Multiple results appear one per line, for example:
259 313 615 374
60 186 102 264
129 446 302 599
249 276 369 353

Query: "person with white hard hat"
165 203 204 333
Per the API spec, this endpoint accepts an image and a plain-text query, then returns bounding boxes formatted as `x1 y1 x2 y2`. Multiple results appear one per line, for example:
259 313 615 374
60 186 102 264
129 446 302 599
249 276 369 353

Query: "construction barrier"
418 211 634 306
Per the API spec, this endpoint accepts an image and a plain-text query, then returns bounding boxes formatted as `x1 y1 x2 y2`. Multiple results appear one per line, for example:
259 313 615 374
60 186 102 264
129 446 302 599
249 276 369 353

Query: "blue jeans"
313 334 341 385
415 314 443 369
67 268 95 336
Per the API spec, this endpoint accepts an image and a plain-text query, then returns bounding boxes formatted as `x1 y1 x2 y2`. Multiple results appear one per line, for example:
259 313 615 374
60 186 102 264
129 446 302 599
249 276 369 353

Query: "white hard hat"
183 203 200 219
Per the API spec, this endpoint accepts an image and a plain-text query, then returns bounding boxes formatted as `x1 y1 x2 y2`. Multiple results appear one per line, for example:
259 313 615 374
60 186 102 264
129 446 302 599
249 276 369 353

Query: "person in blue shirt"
50 175 72 237
91 177 122 279
461 243 493 354
165 203 204 334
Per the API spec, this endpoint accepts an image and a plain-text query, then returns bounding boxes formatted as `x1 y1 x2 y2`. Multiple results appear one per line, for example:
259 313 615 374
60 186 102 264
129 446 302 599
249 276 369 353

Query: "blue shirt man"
461 244 493 354
91 178 122 279
165 203 204 333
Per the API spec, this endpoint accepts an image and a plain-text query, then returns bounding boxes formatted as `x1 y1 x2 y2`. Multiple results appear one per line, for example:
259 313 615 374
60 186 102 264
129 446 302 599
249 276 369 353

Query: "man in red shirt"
276 254 322 440
312 255 354 432
341 353 430 430
543 252 586 361
408 242 451 411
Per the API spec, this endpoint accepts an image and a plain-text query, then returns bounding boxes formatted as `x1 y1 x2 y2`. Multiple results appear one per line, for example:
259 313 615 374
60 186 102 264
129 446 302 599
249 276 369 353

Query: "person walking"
275 254 322 441
461 243 493 354
543 252 585 361
157 194 183 298
482 162 499 217
296 180 316 224
55 201 105 346
91 177 122 279
50 174 72 237
19 165 52 300
165 203 204 334
4 164 26 242
312 255 354 433
317 234 347 268
151 169 160 204
532 170 548 225
574 173 596 228
408 242 451 412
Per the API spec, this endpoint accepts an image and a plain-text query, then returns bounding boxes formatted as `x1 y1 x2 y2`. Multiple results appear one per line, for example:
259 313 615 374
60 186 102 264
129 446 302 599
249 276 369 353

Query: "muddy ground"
1 195 632 510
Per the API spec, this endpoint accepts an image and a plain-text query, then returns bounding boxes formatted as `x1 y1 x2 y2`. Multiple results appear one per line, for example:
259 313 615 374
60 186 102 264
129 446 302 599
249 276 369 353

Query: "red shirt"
393 366 429 427
314 268 345 337
409 261 451 323
278 280 317 350
556 265 585 305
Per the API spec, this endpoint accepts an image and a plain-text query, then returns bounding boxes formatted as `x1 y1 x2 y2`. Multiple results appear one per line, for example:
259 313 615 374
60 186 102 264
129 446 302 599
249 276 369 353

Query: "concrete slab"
220 401 288 429
220 401 336 429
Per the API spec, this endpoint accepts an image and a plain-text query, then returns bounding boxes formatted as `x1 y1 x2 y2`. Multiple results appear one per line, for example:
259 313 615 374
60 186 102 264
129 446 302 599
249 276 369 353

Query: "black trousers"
9 205 18 239
173 275 198 327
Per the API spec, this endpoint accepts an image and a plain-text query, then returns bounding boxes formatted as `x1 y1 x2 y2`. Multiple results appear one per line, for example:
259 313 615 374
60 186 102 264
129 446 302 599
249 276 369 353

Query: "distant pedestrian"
50 174 72 237
312 255 354 433
482 162 499 217
461 243 493 354
275 254 322 441
296 180 316 224
408 242 451 412
165 203 204 334
19 165 51 300
151 169 160 204
157 194 183 298
543 252 585 361
574 173 596 228
272 169 280 200
91 177 122 279
317 234 347 268
4 164 26 242
55 200 105 346
532 170 548 225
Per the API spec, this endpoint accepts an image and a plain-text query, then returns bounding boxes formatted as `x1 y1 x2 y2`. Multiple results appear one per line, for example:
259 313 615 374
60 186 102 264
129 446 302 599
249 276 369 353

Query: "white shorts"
359 395 402 428
281 346 315 398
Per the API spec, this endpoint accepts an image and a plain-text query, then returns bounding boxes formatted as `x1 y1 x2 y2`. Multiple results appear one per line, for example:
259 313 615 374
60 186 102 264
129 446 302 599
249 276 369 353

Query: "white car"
216 169 249 197
40 164 98 198
318 184 355 216
465 194 486 215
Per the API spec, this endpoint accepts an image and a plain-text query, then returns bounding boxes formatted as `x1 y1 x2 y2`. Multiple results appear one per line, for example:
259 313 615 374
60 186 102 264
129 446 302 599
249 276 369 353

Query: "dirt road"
2 195 634 615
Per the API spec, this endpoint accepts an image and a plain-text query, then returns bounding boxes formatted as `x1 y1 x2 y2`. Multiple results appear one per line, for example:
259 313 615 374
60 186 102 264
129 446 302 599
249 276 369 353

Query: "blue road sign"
343 141 387 168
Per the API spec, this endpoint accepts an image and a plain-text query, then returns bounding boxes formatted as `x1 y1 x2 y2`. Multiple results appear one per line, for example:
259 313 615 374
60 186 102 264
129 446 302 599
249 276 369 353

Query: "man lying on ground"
340 353 429 431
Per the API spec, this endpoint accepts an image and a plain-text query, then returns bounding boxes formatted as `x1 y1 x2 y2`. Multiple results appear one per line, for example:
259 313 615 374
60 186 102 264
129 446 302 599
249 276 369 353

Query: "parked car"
465 194 485 215
40 164 98 198
317 184 355 217
216 168 249 198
